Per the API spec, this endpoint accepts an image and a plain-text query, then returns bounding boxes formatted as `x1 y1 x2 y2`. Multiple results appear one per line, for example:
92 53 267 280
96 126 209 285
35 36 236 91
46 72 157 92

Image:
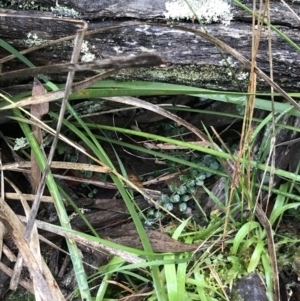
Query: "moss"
113 64 250 91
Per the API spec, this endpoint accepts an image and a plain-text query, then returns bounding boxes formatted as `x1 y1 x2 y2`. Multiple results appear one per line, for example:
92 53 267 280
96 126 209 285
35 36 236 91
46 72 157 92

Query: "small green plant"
146 153 222 223
156 120 186 137
81 183 98 198
65 146 79 163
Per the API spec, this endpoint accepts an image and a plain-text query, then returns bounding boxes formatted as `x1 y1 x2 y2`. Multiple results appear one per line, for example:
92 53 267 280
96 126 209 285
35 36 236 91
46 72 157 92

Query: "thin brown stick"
0 54 165 81
255 204 279 300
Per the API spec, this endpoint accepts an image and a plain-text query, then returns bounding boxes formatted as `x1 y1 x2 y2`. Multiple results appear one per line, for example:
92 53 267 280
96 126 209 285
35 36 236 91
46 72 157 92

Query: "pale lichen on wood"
164 0 233 25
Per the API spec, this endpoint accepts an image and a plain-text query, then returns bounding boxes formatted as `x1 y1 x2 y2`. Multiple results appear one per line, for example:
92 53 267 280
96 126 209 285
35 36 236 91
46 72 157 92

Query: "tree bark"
0 0 300 91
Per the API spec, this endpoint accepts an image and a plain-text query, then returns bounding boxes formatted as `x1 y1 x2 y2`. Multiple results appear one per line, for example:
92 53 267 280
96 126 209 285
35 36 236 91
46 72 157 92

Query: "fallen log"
0 0 299 91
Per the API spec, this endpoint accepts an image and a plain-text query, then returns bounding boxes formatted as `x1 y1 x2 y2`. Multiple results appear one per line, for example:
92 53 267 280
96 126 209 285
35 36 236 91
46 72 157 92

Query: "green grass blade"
50 109 168 300
12 108 91 300
261 252 273 301
96 257 124 301
58 186 99 238
231 221 261 255
247 240 264 273
5 80 300 118
164 254 178 301
193 272 208 301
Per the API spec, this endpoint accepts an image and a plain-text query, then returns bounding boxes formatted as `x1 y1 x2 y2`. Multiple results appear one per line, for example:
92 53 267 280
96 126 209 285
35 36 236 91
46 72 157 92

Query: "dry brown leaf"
30 77 48 194
6 177 42 292
143 141 208 150
0 160 111 174
5 178 64 300
17 216 145 265
109 229 198 252
0 197 64 300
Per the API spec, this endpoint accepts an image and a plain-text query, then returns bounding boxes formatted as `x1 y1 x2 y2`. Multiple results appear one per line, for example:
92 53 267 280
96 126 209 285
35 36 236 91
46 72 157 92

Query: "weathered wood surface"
0 0 300 90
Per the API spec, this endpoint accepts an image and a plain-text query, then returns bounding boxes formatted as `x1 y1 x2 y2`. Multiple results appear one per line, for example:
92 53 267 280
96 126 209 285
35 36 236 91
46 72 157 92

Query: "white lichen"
139 46 156 53
164 0 232 25
51 5 80 18
14 137 28 150
25 31 48 46
80 40 96 62
237 72 248 81
69 208 90 220
219 56 237 67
